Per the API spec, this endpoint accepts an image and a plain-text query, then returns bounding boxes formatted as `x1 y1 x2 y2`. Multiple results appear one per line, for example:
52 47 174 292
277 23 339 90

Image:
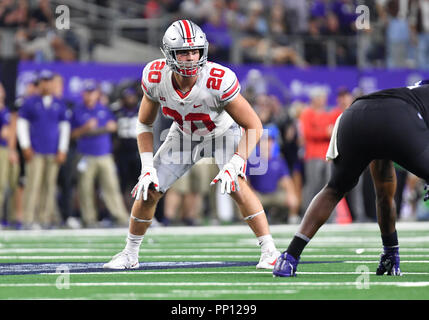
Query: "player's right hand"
131 166 160 201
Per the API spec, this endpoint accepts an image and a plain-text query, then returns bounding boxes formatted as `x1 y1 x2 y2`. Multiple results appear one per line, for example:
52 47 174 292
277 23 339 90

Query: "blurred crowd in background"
0 0 428 68
1 0 429 230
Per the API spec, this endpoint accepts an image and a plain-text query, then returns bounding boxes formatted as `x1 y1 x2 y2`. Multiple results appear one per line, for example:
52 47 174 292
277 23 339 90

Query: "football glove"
131 166 160 201
211 153 246 194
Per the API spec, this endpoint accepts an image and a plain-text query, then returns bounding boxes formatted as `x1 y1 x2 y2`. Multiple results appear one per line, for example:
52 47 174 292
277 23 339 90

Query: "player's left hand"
211 153 246 194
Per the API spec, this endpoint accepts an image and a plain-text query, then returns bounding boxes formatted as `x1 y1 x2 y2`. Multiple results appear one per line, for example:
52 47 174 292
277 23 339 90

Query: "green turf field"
0 222 428 300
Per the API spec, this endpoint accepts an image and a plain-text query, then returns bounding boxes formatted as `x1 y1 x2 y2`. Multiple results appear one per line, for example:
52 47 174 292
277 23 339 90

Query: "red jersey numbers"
162 107 216 133
185 113 216 132
148 61 166 83
162 107 183 127
206 68 225 90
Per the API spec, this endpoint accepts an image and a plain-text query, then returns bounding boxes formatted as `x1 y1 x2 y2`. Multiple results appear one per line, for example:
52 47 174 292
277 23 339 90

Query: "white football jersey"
141 59 240 138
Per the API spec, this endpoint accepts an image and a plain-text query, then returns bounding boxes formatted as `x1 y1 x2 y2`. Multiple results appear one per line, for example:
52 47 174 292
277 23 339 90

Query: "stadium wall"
16 61 429 106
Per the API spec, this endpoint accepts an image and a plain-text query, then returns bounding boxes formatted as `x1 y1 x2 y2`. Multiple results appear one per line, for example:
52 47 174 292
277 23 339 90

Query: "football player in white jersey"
104 20 281 270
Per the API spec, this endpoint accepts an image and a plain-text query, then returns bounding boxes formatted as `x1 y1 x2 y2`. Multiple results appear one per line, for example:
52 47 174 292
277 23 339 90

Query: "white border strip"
1 221 428 238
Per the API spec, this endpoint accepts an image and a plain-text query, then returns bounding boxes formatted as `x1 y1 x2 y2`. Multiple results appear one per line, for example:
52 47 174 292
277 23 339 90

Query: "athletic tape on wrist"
136 120 153 134
243 210 264 221
130 215 152 223
140 152 154 168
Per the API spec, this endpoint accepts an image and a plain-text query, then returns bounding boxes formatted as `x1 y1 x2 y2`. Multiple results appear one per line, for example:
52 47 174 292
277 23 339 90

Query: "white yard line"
89 289 298 299
0 221 427 238
302 254 429 258
0 249 113 253
0 248 261 253
0 255 115 260
21 289 297 299
2 281 429 288
3 244 429 254
0 255 260 260
247 237 429 245
38 270 429 276
343 260 429 263
3 247 429 255
1 254 429 260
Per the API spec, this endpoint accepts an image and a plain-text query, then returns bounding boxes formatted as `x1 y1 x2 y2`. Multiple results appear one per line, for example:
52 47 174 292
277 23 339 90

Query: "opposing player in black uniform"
113 87 140 211
274 80 429 277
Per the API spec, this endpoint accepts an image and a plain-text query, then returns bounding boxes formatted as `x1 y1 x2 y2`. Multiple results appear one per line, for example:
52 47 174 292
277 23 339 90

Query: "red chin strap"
177 67 198 76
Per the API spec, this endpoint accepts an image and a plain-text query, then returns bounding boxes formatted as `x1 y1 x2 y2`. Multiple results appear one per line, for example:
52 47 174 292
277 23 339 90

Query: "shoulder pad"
141 59 167 101
206 63 240 104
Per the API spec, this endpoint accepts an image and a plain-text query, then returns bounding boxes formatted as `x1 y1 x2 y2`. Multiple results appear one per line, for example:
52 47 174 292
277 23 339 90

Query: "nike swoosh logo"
193 104 202 108
225 170 232 178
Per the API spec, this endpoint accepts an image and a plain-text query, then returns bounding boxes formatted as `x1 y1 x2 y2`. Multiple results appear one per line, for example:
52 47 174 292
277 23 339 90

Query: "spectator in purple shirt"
11 73 40 229
17 70 71 229
71 80 129 228
330 0 358 35
201 10 233 63
0 83 15 227
0 84 11 146
247 124 300 224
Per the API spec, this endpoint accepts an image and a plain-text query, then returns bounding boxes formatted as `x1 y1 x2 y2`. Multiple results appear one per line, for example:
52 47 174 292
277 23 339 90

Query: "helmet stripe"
189 20 195 39
181 19 193 43
176 21 185 39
